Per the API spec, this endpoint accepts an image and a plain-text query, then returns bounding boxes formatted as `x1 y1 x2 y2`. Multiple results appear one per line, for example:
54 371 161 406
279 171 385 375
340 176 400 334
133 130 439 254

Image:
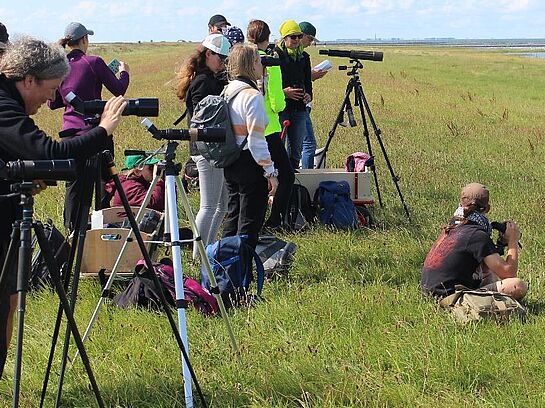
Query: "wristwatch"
264 169 278 178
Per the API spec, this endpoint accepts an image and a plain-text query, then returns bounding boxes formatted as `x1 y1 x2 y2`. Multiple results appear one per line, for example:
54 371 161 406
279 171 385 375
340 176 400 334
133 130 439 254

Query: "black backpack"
113 265 166 310
29 220 70 290
282 184 316 231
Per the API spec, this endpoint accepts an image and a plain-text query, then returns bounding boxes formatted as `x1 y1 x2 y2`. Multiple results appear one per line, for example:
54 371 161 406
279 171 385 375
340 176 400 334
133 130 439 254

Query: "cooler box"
294 169 374 205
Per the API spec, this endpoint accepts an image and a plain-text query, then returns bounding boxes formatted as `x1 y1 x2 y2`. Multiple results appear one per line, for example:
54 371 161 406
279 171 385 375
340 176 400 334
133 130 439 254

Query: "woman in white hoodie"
222 43 278 249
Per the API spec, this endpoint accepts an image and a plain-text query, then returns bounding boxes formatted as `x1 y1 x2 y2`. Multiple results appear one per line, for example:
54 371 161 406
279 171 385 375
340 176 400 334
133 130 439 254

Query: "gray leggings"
191 155 228 259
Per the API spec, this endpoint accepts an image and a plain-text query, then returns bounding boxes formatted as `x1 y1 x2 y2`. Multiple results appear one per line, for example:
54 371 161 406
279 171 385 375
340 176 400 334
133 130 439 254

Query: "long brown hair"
175 45 209 101
58 35 84 49
227 43 260 82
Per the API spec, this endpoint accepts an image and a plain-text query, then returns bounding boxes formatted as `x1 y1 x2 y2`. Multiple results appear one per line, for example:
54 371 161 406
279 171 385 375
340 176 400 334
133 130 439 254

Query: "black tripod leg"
54 155 99 407
39 199 84 407
354 86 383 207
108 169 208 408
34 222 104 407
12 218 31 407
355 81 411 220
316 78 356 169
0 223 20 294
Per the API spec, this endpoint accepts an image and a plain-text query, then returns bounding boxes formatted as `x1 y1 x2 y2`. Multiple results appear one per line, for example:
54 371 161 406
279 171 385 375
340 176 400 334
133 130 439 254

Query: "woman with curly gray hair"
0 36 127 378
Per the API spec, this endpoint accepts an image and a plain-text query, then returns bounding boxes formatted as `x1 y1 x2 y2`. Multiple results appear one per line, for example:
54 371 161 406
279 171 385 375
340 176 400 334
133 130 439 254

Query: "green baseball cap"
123 155 159 170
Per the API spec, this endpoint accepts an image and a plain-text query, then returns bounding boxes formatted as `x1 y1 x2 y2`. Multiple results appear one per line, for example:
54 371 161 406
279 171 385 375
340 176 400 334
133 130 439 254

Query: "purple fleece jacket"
48 49 129 133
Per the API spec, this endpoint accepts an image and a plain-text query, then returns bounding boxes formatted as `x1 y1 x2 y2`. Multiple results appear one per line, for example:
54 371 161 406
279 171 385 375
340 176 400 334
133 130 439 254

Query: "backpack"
183 157 199 191
283 184 316 231
113 269 164 310
314 181 358 229
439 287 527 324
255 236 297 278
29 219 70 290
133 258 218 316
345 151 372 172
201 235 265 308
190 87 246 168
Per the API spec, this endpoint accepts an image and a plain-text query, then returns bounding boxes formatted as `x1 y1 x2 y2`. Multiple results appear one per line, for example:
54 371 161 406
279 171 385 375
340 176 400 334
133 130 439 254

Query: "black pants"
223 150 269 249
0 239 16 379
264 132 295 228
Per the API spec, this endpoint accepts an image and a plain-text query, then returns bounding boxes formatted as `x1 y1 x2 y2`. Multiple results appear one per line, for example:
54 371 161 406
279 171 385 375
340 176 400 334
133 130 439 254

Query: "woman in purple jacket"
48 22 130 229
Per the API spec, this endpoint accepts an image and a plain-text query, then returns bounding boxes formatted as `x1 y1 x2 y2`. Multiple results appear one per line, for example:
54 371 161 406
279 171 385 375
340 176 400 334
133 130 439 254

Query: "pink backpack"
345 152 372 173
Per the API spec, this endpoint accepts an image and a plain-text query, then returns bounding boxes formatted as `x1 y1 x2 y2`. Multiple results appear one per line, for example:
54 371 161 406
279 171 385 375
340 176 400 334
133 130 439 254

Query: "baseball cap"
202 34 231 58
223 26 244 45
299 22 317 40
208 14 230 27
64 22 94 41
0 22 9 44
124 155 160 171
460 183 489 210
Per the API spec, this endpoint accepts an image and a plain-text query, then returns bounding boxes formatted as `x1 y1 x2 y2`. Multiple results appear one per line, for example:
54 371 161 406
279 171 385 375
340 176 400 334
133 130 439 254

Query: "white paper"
313 59 332 72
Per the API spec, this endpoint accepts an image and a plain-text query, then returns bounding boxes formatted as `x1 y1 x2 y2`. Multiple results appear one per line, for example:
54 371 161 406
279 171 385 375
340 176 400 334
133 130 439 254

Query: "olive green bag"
439 286 527 324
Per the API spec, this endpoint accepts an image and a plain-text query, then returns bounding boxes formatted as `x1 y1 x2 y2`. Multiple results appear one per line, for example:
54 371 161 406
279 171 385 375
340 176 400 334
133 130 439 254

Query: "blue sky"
2 0 544 43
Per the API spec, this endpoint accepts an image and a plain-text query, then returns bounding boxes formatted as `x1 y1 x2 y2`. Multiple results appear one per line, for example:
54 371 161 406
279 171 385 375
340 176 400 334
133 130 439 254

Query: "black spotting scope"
319 49 383 61
141 118 226 142
66 92 159 117
0 159 77 182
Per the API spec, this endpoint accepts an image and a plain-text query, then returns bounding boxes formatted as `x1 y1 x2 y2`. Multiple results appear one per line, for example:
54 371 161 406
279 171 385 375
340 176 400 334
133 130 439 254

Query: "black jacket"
275 46 312 112
0 74 113 240
185 70 226 156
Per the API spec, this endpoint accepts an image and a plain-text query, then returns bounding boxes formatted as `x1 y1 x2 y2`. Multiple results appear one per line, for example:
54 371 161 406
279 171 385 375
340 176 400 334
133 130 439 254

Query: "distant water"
518 52 545 59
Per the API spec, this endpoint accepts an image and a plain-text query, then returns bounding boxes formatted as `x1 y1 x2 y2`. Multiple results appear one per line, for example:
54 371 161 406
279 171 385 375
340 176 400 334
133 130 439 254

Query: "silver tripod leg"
74 174 161 361
164 173 193 408
173 176 239 357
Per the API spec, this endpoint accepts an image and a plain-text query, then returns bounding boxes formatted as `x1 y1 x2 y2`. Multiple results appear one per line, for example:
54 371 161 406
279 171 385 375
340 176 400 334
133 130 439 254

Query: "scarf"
453 206 492 235
279 40 304 61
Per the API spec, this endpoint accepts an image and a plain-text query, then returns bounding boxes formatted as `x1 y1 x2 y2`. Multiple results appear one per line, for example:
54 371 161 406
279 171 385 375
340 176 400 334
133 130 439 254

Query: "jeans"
264 132 294 228
279 110 307 169
191 155 228 259
301 107 317 169
223 150 269 249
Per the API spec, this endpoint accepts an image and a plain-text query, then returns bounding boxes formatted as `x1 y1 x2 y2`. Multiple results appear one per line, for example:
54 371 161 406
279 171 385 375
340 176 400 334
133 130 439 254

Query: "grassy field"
2 42 545 407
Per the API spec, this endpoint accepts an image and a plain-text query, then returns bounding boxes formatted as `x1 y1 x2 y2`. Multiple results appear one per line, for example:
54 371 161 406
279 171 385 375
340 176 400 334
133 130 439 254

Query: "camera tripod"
317 59 410 219
40 152 207 408
0 181 104 407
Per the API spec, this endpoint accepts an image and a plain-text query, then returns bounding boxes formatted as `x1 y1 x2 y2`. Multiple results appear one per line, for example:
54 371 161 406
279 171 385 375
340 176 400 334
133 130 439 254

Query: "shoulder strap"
251 250 265 297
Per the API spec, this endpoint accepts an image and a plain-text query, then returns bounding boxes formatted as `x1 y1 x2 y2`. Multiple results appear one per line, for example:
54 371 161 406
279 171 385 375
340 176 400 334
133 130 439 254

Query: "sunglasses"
288 34 303 40
211 51 228 61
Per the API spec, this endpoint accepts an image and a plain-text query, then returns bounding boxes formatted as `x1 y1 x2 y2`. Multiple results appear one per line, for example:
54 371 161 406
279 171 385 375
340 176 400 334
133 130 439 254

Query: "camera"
319 49 383 62
0 159 77 182
491 221 522 255
66 92 159 117
261 56 281 67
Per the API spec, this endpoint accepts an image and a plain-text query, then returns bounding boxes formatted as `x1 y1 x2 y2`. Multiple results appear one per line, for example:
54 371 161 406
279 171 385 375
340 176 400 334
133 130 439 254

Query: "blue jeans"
280 110 307 169
301 107 316 169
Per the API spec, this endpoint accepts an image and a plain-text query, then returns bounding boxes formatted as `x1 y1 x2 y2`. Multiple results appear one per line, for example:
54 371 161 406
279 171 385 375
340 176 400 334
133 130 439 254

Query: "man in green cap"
106 154 165 212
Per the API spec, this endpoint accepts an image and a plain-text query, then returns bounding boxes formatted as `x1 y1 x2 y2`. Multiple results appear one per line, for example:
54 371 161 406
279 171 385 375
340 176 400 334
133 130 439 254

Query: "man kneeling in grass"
421 183 527 301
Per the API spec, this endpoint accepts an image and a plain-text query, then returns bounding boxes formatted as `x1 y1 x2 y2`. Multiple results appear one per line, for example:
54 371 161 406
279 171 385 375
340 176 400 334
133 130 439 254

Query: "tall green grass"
2 43 545 407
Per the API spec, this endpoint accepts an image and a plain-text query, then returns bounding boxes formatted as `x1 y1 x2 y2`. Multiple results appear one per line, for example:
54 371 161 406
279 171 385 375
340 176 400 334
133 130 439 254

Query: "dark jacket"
185 70 226 155
106 175 165 212
0 74 113 240
275 46 312 112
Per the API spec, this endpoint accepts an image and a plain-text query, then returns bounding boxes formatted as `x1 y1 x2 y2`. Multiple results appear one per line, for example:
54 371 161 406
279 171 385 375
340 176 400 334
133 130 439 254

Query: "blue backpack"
315 180 358 229
201 235 265 308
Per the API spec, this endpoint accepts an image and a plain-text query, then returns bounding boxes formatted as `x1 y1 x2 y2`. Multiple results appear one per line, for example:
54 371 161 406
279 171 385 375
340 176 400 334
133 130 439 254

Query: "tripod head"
339 59 364 77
